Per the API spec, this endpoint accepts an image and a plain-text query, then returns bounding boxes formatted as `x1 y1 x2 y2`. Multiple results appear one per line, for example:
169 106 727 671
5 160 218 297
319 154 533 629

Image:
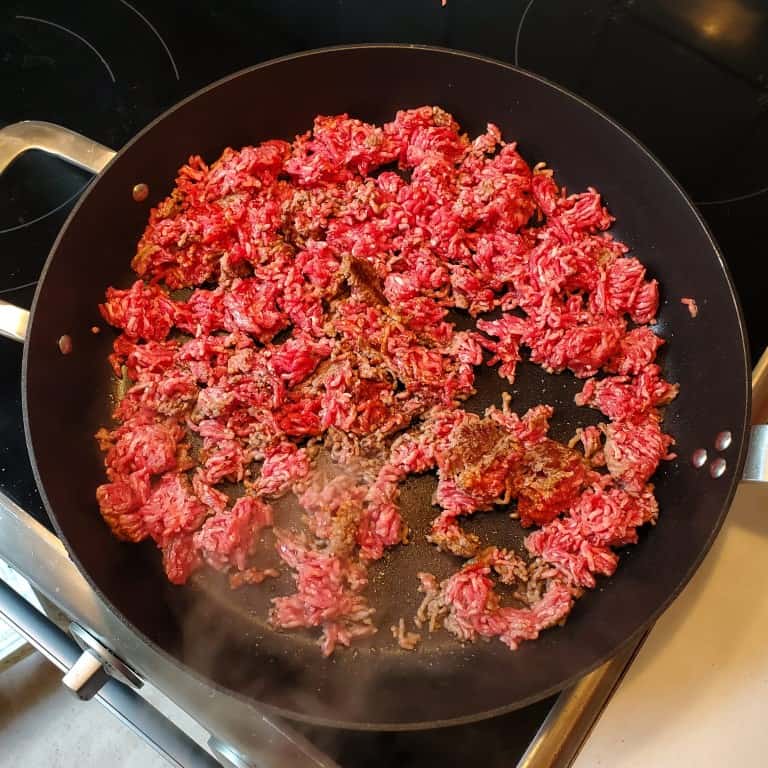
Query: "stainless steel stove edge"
0 578 219 768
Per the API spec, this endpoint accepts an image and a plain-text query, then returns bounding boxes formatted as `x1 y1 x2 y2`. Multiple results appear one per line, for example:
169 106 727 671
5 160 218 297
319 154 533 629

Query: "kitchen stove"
1 1 765 766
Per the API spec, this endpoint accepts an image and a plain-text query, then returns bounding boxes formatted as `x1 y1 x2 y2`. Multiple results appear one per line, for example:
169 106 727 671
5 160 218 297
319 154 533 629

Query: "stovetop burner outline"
512 0 768 208
695 184 768 206
514 0 537 66
15 14 117 82
3 1 183 237
117 0 180 81
0 184 86 237
0 279 39 296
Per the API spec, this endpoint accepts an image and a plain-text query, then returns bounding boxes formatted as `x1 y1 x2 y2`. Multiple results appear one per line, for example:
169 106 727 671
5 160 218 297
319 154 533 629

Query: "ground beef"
254 442 311 497
603 418 675 493
270 529 375 656
193 495 273 572
99 281 178 342
605 327 664 376
162 533 202 585
95 473 150 543
140 473 209 546
300 473 367 557
97 418 185 479
391 618 422 651
228 567 279 590
525 483 658 588
576 365 679 422
513 440 590 527
437 416 523 504
416 548 574 650
569 425 606 468
681 297 699 317
96 107 677 655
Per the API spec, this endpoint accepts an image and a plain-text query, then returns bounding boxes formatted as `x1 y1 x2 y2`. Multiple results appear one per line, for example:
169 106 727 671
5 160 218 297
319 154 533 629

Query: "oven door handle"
0 579 221 768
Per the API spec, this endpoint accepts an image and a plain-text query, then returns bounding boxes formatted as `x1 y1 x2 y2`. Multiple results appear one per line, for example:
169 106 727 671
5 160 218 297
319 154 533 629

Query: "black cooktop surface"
1 0 765 762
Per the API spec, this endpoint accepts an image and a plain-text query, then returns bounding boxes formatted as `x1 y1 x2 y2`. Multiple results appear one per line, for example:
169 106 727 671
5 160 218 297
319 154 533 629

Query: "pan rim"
21 42 752 730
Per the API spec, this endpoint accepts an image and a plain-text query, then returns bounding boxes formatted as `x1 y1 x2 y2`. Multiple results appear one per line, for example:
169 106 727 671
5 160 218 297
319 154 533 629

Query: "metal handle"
518 632 646 768
69 622 143 690
0 579 221 767
0 121 117 343
751 347 768 425
0 300 29 343
62 647 111 700
741 350 768 483
741 425 768 482
0 120 116 175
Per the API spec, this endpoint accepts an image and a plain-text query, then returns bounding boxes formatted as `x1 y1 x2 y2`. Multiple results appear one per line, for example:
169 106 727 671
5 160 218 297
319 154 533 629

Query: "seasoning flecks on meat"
438 417 523 504
513 439 590 528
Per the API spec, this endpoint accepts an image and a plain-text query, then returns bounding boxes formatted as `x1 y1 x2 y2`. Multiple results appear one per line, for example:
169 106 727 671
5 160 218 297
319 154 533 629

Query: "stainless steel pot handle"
0 120 116 176
0 121 118 344
741 349 768 482
0 301 29 343
742 425 768 482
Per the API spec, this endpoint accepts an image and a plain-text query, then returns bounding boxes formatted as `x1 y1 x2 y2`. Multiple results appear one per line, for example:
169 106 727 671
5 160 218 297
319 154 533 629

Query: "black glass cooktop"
1 0 765 762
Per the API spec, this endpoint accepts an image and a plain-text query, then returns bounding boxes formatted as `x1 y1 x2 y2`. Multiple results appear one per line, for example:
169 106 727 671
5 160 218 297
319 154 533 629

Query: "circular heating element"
0 2 182 255
514 0 768 207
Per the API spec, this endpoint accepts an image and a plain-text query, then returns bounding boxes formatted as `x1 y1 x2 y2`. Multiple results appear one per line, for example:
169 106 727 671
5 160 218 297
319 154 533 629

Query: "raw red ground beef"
416 548 574 650
96 106 678 656
681 297 699 318
193 494 273 572
271 529 375 656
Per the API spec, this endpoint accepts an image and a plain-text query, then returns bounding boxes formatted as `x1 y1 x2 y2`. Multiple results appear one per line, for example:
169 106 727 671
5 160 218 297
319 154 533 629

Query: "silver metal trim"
752 348 768 423
209 738 256 768
741 424 768 482
517 636 646 768
0 121 116 343
0 300 29 342
0 120 116 175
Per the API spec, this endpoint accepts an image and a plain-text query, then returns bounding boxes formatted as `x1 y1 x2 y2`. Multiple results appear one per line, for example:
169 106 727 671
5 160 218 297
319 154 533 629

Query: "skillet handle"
742 349 768 482
742 425 768 482
0 122 117 343
0 301 29 343
0 121 116 175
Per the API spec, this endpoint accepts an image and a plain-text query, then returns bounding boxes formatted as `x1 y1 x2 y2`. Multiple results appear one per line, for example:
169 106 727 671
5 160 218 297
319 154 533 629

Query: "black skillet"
0 45 751 729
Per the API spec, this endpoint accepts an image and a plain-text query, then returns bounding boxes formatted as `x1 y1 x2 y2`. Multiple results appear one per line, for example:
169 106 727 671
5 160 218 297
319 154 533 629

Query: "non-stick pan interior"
23 46 750 728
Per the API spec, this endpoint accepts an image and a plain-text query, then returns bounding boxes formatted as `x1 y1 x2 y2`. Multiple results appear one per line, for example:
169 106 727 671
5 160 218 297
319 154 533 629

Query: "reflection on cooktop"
0 1 184 234
515 0 768 207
